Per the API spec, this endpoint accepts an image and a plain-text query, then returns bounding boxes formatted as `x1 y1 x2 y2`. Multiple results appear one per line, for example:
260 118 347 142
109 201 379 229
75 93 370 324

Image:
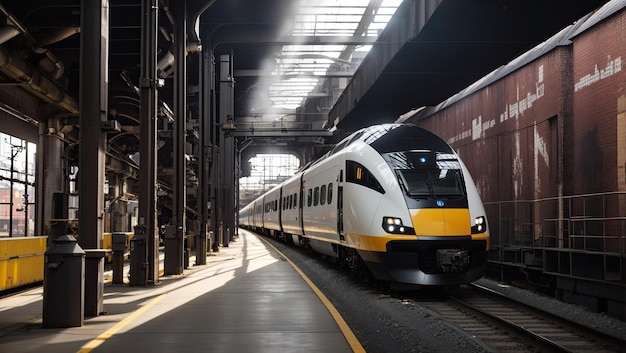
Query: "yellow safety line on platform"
256 233 366 353
76 293 167 353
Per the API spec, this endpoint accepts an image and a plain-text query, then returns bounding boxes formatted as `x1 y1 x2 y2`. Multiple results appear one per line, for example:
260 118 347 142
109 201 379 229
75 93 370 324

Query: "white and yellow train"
239 123 490 285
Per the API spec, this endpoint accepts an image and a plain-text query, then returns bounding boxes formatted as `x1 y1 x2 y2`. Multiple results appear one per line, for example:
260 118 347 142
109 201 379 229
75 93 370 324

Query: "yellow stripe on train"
409 208 470 236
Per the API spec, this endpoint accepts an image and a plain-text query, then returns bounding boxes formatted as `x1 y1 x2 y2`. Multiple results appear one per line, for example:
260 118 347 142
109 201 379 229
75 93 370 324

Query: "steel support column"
209 51 220 252
135 0 159 284
196 46 211 264
78 0 108 317
219 54 234 247
223 130 234 246
225 134 239 242
36 117 67 238
165 1 186 275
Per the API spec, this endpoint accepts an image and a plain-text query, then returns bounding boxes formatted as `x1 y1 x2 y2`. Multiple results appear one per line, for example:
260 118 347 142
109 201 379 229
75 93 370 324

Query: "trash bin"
111 232 127 284
42 234 85 328
129 225 148 286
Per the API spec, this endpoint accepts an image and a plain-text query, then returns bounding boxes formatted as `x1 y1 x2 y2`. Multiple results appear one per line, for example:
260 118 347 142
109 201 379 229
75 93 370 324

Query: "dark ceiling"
0 0 612 152
328 0 612 131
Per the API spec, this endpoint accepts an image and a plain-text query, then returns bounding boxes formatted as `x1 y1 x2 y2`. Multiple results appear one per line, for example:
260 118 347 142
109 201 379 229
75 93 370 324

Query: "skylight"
240 0 403 204
267 0 402 110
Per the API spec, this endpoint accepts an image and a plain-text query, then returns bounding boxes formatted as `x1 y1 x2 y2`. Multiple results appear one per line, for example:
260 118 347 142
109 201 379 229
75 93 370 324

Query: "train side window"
320 185 327 205
294 193 298 208
327 183 333 204
346 160 385 194
314 187 319 206
308 189 312 207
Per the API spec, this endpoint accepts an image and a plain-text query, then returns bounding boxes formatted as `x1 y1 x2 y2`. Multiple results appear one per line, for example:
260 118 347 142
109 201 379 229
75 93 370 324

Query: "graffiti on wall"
574 55 622 92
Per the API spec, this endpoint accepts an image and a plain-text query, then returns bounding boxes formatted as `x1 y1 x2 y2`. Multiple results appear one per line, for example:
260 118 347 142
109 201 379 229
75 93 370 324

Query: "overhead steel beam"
274 35 377 46
234 70 354 78
268 92 331 98
231 129 333 138
210 29 377 50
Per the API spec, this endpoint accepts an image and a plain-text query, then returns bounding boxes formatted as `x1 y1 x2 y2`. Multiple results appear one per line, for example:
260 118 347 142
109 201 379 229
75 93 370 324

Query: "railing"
484 192 626 253
484 192 626 283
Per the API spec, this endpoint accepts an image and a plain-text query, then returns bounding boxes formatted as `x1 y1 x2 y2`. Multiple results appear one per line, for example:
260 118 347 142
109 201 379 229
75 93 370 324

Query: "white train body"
240 124 490 285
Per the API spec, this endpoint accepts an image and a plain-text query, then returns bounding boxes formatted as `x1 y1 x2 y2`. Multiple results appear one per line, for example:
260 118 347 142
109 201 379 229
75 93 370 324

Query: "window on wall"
239 153 300 209
0 132 36 237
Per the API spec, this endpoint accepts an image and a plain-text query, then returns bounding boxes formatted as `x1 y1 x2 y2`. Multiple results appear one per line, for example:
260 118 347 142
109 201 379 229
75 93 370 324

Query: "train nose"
409 208 470 236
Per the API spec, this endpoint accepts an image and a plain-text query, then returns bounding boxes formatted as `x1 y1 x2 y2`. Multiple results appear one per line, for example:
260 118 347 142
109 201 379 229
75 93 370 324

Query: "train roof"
306 124 453 169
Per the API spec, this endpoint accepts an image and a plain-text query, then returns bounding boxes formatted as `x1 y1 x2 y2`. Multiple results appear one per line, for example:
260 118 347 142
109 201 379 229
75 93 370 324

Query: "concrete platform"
0 230 360 353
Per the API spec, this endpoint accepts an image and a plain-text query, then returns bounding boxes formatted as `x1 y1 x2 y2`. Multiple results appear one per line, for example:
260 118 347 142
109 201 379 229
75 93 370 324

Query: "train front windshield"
397 169 464 198
384 151 465 199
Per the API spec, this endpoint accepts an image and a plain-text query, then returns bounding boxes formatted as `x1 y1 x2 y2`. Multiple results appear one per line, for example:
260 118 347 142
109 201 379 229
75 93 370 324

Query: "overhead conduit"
0 44 78 114
0 4 78 114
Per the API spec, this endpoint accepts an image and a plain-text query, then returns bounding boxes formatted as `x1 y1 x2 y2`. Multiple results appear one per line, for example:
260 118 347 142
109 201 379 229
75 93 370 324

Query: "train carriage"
260 185 282 237
300 155 341 255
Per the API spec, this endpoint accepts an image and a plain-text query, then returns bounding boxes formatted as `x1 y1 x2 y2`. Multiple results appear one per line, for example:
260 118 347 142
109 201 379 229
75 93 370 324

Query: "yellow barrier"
0 237 47 292
0 232 135 293
102 232 134 263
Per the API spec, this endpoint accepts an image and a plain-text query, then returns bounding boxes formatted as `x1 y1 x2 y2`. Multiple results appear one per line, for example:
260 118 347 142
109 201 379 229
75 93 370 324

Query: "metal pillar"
196 46 211 264
78 0 108 317
165 1 186 275
209 51 220 252
36 117 67 237
219 54 235 247
223 131 235 245
134 0 160 285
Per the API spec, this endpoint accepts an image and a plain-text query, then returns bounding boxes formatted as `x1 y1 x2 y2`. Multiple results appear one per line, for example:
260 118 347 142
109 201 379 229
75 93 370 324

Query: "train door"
299 174 304 235
278 188 283 233
337 170 345 241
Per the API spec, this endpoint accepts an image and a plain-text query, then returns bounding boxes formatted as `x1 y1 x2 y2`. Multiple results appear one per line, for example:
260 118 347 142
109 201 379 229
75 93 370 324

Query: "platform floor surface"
0 231 355 353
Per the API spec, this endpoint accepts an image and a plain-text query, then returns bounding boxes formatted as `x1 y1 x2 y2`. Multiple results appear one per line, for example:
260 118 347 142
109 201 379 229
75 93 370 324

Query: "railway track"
411 284 625 353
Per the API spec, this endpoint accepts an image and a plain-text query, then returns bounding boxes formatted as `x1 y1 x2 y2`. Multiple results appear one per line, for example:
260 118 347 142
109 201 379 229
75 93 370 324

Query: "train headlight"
471 216 486 234
382 217 415 235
